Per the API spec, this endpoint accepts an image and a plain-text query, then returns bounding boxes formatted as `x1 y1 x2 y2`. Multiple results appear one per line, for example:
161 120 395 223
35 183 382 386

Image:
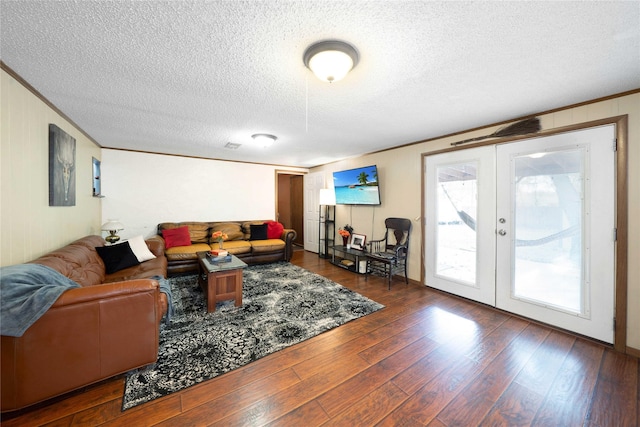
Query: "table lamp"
101 220 124 244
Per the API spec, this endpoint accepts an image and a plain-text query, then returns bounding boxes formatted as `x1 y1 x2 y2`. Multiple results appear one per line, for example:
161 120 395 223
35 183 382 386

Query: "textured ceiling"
1 1 638 167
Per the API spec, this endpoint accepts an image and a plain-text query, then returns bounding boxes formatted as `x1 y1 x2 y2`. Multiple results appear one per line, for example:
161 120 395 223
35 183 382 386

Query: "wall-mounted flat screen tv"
332 165 381 205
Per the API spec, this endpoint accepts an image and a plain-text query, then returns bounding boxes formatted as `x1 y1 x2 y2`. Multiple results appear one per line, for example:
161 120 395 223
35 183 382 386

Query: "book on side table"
207 251 231 262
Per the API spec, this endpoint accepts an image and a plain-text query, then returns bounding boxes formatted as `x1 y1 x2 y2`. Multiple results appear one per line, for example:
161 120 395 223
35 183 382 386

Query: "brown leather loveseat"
1 235 168 412
158 220 297 275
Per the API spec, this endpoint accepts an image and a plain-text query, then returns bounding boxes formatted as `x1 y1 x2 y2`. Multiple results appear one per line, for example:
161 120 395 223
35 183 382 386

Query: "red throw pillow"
162 226 191 249
266 221 284 239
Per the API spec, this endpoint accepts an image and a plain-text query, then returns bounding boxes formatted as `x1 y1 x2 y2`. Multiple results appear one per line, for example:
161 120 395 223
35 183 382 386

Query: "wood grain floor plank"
0 377 125 427
67 399 122 426
380 355 482 426
179 352 303 412
462 316 528 365
426 418 448 427
585 348 639 427
357 298 470 366
98 395 182 427
317 335 439 417
479 381 545 427
320 382 408 426
291 295 448 381
38 417 72 427
153 368 301 426
531 338 604 426
513 330 576 396
435 318 540 426
262 401 329 427
206 354 370 426
420 303 507 352
390 303 514 397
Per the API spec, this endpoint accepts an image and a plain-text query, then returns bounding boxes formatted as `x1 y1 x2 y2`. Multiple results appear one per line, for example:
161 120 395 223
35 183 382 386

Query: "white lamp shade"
101 220 124 231
319 188 336 206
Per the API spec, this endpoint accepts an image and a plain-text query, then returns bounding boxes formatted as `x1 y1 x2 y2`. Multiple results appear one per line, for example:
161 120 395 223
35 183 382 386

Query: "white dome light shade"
303 40 359 83
251 133 277 147
308 50 353 83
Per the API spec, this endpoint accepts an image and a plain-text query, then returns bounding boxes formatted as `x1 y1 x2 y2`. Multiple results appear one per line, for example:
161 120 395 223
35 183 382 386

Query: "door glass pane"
436 162 477 285
512 149 583 313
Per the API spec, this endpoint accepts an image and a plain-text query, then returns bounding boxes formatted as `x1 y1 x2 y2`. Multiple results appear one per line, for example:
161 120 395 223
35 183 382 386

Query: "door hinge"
613 139 618 152
613 317 616 331
613 228 617 242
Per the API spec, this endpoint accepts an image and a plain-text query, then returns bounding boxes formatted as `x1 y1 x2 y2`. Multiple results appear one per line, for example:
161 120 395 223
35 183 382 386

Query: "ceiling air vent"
224 142 241 150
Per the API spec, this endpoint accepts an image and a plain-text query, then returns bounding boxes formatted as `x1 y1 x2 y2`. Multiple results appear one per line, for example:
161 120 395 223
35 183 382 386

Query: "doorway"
425 124 617 343
276 172 305 246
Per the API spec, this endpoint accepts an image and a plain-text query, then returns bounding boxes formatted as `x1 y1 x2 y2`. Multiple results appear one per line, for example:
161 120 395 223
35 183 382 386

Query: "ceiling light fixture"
251 133 277 147
303 40 359 83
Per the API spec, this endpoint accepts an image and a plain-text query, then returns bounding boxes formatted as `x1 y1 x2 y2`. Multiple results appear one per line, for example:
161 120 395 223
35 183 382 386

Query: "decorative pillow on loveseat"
249 223 268 240
126 235 157 262
265 221 284 239
162 226 191 249
96 242 140 274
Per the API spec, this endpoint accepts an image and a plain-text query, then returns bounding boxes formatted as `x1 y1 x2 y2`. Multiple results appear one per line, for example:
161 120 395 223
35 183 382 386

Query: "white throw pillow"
126 235 157 262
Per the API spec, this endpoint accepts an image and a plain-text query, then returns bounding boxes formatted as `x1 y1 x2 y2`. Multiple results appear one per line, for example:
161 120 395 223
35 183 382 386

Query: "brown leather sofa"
1 235 168 412
158 221 297 275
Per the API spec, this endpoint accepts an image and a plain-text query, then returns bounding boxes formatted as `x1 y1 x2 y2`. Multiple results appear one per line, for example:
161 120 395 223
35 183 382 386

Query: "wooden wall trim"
1 61 102 149
614 115 629 353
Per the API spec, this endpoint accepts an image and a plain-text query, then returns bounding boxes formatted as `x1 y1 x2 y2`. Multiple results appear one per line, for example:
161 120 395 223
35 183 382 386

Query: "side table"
330 245 368 274
196 252 247 312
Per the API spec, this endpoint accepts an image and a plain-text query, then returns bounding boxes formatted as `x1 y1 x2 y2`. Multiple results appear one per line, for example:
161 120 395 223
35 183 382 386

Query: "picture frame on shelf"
350 233 366 250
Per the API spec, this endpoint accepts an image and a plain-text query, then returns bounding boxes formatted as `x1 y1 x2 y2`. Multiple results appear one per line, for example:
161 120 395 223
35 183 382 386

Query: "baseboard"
626 346 640 359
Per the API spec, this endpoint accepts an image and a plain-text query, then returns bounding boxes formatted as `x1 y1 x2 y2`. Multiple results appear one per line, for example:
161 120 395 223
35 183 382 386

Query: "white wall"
101 149 307 239
312 92 640 352
0 69 102 266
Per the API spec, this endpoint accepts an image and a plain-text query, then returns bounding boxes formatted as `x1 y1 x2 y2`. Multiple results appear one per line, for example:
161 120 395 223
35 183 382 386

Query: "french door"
425 125 616 343
424 145 497 306
303 172 326 253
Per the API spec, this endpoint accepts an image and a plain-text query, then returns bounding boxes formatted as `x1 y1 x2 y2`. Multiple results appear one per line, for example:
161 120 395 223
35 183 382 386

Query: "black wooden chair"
365 217 412 289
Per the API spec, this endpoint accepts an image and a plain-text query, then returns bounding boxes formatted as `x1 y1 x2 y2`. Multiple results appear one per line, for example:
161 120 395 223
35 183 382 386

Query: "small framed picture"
350 233 366 250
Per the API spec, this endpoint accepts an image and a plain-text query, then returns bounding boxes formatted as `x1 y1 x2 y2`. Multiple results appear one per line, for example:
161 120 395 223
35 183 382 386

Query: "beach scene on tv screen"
333 165 380 205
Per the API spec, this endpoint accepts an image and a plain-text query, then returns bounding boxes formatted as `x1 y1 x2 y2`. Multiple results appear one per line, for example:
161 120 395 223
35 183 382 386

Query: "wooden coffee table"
196 252 248 312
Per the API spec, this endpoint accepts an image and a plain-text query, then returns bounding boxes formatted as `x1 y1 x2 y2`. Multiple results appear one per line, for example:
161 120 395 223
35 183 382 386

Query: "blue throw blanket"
0 264 80 337
151 275 174 322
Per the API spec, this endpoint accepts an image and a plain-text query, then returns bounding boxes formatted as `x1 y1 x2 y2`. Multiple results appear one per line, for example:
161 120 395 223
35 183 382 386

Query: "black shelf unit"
318 205 335 259
330 245 368 274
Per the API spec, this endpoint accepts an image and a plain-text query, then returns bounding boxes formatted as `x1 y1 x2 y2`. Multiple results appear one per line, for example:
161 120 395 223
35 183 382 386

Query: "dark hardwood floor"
2 250 638 426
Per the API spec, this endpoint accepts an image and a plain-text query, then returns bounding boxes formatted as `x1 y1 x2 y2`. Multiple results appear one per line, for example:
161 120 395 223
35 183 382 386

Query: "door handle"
498 229 507 236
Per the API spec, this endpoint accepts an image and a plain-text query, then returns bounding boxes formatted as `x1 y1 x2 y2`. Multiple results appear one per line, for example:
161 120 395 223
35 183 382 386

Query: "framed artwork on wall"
49 124 76 206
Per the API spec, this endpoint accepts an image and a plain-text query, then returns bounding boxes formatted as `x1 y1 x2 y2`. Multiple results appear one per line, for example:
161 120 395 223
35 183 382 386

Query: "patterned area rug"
122 262 384 410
